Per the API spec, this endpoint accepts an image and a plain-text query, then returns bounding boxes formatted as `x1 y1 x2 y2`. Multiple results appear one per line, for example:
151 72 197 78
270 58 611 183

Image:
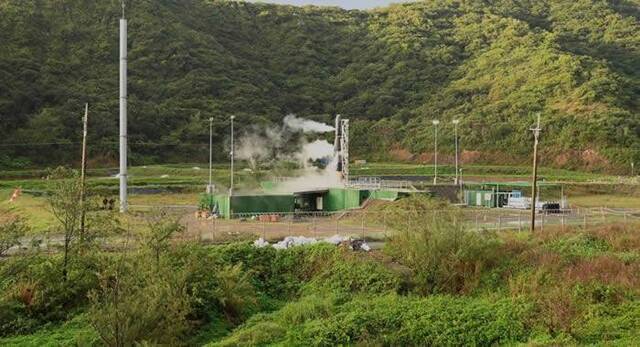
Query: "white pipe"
119 17 128 213
229 115 235 196
209 117 213 193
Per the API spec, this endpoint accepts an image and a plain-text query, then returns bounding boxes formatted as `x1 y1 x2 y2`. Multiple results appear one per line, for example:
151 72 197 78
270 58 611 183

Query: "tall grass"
382 196 500 294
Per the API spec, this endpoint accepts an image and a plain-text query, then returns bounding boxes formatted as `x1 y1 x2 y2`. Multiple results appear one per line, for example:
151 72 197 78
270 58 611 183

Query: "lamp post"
432 119 440 185
229 115 235 196
452 119 460 185
208 117 213 194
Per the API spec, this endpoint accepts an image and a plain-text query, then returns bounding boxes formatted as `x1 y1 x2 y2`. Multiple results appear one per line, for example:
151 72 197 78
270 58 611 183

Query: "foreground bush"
213 294 532 346
383 197 500 294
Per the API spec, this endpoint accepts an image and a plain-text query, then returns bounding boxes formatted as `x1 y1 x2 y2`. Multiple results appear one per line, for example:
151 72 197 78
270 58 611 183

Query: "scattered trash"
192 167 201 170
350 239 371 252
160 174 169 178
253 238 269 248
273 236 318 249
254 235 370 252
325 234 348 245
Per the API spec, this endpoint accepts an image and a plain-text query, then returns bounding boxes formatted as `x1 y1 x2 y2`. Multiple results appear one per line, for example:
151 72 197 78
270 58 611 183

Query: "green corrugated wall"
200 194 231 217
369 190 399 201
464 190 495 208
323 188 363 211
230 195 295 215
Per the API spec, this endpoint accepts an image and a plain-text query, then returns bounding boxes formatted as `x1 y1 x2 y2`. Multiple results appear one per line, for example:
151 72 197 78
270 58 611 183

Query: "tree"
47 167 84 281
143 209 185 268
0 218 29 256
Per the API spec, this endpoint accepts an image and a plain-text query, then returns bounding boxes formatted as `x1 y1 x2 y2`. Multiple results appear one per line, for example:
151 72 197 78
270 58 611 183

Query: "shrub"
572 302 640 344
303 251 401 296
0 218 29 256
545 232 610 259
0 314 98 346
213 264 258 325
0 253 103 337
278 294 336 325
384 201 500 294
563 256 640 292
588 224 640 252
88 257 192 346
209 320 286 347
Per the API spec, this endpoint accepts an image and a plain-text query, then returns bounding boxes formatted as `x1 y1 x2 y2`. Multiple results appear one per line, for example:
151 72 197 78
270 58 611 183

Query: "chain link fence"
8 205 640 255
157 206 640 244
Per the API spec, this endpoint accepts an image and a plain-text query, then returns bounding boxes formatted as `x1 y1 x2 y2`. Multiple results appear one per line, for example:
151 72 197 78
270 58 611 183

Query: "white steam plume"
284 114 335 133
298 139 335 165
236 133 271 170
232 115 345 194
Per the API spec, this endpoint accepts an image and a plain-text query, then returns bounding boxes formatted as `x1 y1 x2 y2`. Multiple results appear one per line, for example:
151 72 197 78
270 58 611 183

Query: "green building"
201 187 404 218
463 182 561 208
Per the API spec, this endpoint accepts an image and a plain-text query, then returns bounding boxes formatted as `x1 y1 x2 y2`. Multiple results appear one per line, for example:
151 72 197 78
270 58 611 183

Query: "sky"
248 0 415 10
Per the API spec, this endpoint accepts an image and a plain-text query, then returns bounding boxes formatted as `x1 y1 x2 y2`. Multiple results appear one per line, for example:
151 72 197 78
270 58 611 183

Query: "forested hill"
1 0 639 171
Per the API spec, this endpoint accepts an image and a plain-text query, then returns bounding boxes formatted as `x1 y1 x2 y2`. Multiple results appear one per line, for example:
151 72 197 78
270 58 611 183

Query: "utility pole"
80 103 89 242
229 115 235 196
432 119 440 185
632 162 635 177
208 117 214 194
452 119 460 185
530 113 542 232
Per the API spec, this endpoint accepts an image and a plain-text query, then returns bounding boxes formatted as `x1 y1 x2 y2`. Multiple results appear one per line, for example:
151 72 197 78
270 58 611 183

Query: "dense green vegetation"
3 232 640 345
1 0 639 171
1 182 640 345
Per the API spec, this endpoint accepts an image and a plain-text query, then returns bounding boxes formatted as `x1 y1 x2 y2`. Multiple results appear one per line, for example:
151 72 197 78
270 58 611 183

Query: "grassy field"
2 162 632 193
0 189 55 233
569 195 640 208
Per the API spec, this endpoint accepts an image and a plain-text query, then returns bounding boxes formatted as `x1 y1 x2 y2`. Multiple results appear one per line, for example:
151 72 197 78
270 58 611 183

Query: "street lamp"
229 115 235 196
208 117 214 194
432 119 440 185
452 119 460 185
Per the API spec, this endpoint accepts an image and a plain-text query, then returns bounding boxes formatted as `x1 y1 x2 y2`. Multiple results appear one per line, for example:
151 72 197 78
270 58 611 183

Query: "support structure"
333 115 350 186
340 119 350 185
530 113 542 232
119 2 128 213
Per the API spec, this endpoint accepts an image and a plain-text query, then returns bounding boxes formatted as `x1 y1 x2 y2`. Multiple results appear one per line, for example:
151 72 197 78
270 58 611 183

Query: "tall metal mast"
432 119 440 185
453 119 460 185
119 1 128 212
229 115 235 196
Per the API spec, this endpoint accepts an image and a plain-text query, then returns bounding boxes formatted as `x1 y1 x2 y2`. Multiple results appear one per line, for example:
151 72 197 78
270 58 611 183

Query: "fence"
8 206 640 255
163 206 640 243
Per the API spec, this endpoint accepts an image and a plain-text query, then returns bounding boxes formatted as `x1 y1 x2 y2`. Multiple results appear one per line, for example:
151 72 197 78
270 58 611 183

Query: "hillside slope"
0 0 638 170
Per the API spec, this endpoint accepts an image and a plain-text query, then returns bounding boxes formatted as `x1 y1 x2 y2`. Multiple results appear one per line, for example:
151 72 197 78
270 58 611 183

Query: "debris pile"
253 235 371 252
